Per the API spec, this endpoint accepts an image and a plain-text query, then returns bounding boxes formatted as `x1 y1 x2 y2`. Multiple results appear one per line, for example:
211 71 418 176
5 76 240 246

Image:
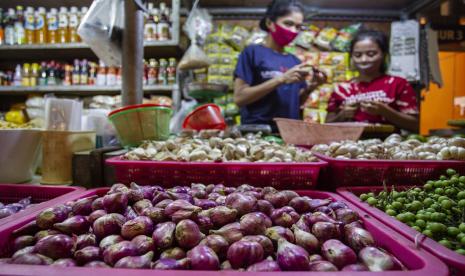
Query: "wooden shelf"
0 85 176 96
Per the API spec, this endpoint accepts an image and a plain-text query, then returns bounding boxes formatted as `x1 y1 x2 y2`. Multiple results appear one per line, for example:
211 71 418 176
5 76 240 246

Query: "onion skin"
127 189 145 204
263 192 289 208
246 259 281 271
153 258 190 270
168 192 194 204
54 215 90 235
124 206 138 220
321 239 357 268
121 216 154 240
99 235 124 251
152 221 176 249
241 235 274 257
200 235 229 260
12 235 35 252
208 206 237 227
342 263 369 271
11 253 53 265
130 182 156 200
289 196 313 213
84 261 110 268
133 199 153 215
152 192 171 206
303 212 337 226
34 234 74 260
210 222 244 244
103 192 128 214
155 199 173 209
314 206 336 218
225 193 257 216
221 260 233 270
88 210 107 224
51 258 77 267
294 217 311 232
114 251 153 269
102 241 138 266
141 207 166 224
36 205 70 229
74 246 101 265
12 246 35 259
309 260 339 271
75 234 97 250
72 196 97 216
265 226 295 244
92 213 126 238
109 183 129 194
160 247 186 260
131 235 155 255
164 200 201 219
309 254 324 262
311 222 341 242
335 208 360 224
271 207 299 228
227 240 264 269
12 221 40 237
359 246 396 272
34 230 61 241
187 244 220 270
193 198 217 210
292 226 319 254
276 238 310 271
195 214 214 234
175 219 204 249
256 200 274 217
328 201 348 211
91 198 104 211
344 225 375 252
242 212 272 234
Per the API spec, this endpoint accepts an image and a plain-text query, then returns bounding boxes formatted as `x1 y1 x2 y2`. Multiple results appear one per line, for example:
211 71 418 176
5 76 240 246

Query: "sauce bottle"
80 59 88 85
4 9 16 45
158 3 170 41
35 7 47 44
0 9 4 45
38 62 47 86
30 63 39 86
21 63 30 86
77 7 88 42
167 58 177 85
46 8 58 43
158 58 168 85
13 64 22 86
106 65 117 86
24 7 35 44
58 7 69 43
68 7 79 43
147 59 158 85
144 4 157 41
96 60 106 86
14 6 26 45
47 61 57 85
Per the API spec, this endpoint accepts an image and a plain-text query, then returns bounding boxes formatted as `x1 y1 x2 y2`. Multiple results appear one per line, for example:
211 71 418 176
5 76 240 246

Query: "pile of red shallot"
0 197 32 219
3 183 402 271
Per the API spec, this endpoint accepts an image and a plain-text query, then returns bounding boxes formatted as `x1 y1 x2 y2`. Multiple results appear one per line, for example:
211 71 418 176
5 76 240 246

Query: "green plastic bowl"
109 104 173 148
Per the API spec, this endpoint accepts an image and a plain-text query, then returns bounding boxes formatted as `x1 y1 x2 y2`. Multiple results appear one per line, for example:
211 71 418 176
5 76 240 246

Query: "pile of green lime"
359 168 465 255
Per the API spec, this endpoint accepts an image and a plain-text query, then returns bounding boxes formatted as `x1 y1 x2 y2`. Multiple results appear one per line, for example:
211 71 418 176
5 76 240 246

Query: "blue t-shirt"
234 44 305 128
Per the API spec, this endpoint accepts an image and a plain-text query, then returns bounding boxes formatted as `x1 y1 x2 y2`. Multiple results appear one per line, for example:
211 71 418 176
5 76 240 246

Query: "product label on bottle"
14 23 26 44
106 74 116 86
80 74 88 85
47 16 58 31
157 23 169 40
36 16 45 30
96 74 106 86
69 15 78 27
72 74 80 85
25 14 35 30
58 15 68 28
144 24 157 41
5 27 15 45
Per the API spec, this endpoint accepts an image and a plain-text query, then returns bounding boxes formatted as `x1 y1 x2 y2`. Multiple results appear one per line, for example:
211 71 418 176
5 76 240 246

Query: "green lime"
445 188 457 197
441 199 453 210
455 249 465 256
367 192 375 197
435 188 445 195
447 169 457 176
459 176 465 183
406 221 415 227
423 198 434 207
416 213 428 221
412 226 422 232
415 219 427 229
360 193 369 201
457 191 465 200
404 212 416 222
422 229 434 238
428 222 447 234
414 187 422 193
448 227 461 237
392 201 403 210
458 233 465 240
386 209 397 216
409 201 423 211
440 175 448 181
461 236 465 246
367 197 378 206
430 203 441 211
458 199 465 208
397 198 407 204
460 223 465 233
438 196 449 202
397 213 408 223
439 240 453 249
425 208 436 213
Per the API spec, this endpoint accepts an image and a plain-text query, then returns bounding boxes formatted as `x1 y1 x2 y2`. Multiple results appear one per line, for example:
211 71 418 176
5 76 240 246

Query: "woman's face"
268 11 304 33
351 38 384 75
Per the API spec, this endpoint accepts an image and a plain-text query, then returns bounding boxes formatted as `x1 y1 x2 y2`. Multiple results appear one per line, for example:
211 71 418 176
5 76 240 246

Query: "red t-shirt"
328 75 418 124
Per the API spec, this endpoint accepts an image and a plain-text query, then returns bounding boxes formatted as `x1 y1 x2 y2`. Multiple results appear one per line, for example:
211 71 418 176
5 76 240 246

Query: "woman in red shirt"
327 30 419 133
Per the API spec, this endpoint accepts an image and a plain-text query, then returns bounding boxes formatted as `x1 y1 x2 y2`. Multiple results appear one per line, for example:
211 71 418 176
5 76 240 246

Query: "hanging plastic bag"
170 100 198 133
178 1 213 70
78 0 124 67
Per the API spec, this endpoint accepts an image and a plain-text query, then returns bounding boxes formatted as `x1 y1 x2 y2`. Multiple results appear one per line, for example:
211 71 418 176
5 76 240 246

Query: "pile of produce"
0 197 32 219
124 132 317 162
0 120 40 130
312 134 465 161
3 183 402 271
360 169 465 255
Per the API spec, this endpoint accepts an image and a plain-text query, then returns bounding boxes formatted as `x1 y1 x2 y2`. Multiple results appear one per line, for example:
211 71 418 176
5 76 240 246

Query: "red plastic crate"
315 153 465 188
0 184 84 226
337 186 465 275
106 156 327 189
0 188 449 275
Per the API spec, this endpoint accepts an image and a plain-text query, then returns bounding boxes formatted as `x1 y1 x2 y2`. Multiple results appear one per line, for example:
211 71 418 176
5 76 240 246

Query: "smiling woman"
326 29 420 133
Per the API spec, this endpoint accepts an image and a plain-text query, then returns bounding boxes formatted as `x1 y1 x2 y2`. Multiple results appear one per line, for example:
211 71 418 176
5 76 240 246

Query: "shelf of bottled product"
0 84 176 96
0 40 180 51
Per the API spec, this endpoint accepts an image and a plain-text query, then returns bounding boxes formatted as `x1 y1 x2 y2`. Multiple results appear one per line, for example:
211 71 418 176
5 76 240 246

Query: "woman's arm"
326 105 357 123
361 102 419 132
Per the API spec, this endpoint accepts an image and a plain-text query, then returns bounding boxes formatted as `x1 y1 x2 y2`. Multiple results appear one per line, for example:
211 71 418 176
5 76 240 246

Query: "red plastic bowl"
182 104 226 130
0 188 449 276
337 186 465 275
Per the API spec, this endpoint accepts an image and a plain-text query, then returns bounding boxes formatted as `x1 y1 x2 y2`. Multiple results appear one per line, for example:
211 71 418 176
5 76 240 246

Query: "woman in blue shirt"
234 0 325 130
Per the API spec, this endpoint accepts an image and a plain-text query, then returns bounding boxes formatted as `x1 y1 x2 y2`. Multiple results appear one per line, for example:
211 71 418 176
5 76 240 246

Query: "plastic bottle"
38 62 47 86
4 9 16 45
106 65 117 86
0 8 4 45
30 63 39 86
167 58 177 85
72 59 80 85
24 7 35 44
63 64 72 86
14 6 26 45
144 4 157 41
80 59 88 85
158 3 170 41
116 67 122 86
158 58 168 85
77 7 88 42
35 7 47 44
47 61 57 85
46 8 58 43
96 60 106 86
21 63 30 86
13 64 22 86
58 7 69 43
147 59 158 85
68 7 79 43
88 62 96 85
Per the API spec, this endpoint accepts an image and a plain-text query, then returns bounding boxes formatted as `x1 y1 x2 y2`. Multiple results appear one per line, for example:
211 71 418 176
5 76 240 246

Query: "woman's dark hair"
259 0 305 32
349 29 390 73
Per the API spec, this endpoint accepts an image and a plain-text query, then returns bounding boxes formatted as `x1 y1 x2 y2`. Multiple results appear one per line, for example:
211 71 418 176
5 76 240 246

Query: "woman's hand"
360 101 388 116
338 104 358 121
279 63 310 84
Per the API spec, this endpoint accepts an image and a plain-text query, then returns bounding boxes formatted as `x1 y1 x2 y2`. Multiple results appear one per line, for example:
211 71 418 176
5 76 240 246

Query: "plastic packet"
314 27 338 50
225 26 250 51
78 0 124 67
246 29 267 45
331 23 362 52
294 24 320 49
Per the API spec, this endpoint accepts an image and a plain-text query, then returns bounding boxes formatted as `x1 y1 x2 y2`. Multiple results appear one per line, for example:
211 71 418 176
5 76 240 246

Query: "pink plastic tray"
0 188 449 275
106 156 327 189
0 184 84 226
315 153 465 188
337 186 465 275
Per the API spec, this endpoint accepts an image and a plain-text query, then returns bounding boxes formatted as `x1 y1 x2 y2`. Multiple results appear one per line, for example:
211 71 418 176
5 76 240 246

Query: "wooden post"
122 0 144 106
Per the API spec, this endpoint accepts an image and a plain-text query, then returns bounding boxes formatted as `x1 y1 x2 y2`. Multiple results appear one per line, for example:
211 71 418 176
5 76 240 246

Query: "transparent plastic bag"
78 0 124 67
178 43 211 70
